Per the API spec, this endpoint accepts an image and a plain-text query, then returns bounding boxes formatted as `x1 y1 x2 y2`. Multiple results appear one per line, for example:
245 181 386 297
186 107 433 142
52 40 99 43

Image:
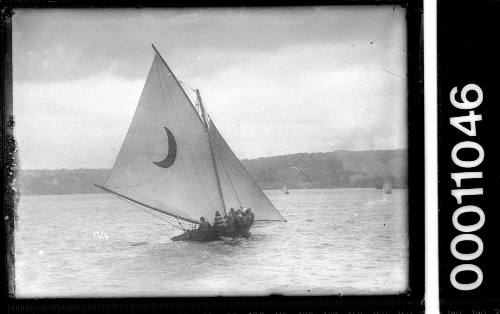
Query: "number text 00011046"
448 84 485 291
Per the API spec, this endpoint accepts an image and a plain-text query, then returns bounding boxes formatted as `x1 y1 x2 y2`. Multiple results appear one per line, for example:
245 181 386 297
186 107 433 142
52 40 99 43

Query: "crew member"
240 208 253 228
214 211 226 231
245 208 254 226
225 211 236 236
198 217 211 230
234 209 244 229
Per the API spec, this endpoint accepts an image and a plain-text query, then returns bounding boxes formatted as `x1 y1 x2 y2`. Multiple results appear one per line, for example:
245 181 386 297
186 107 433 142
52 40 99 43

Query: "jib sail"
208 120 286 222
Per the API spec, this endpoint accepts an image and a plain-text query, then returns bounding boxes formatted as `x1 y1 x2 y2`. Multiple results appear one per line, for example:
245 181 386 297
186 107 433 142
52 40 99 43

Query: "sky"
13 7 407 170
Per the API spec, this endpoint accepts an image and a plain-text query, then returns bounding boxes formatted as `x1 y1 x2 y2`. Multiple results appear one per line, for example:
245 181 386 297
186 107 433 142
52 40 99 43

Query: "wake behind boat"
95 45 286 242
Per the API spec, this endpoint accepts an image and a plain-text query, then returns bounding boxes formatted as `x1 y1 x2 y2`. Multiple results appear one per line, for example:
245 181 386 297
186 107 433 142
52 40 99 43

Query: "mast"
196 89 228 215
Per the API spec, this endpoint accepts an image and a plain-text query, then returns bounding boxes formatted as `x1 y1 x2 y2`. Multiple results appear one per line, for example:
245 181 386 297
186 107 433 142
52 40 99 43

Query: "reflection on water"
15 188 408 297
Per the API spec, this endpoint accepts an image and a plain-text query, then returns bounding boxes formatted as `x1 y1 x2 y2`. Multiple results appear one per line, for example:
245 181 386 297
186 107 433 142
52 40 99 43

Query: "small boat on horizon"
383 181 392 194
96 45 286 242
282 184 290 194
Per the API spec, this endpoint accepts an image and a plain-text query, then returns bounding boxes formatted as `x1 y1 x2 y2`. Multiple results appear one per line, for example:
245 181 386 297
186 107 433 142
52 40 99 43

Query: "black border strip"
437 0 500 310
2 1 424 313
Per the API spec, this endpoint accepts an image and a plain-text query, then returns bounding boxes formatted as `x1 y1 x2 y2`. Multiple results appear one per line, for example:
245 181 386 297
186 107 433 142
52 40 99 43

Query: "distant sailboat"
383 181 392 194
282 184 290 194
96 45 286 242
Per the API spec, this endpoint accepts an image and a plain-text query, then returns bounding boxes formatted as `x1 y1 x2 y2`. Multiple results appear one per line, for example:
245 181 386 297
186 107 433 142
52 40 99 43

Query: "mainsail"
99 46 285 225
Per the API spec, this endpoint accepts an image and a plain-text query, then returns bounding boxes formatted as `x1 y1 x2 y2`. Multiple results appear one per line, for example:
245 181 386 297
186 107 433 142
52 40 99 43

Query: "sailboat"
95 45 286 242
282 184 290 194
383 181 392 194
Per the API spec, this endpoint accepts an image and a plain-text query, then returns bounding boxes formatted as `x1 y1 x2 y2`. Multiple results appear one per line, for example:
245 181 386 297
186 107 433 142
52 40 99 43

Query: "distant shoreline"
16 149 408 196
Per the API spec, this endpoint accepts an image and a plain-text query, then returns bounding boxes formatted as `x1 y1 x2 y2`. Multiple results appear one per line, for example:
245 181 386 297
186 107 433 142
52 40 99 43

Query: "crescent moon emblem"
153 127 177 168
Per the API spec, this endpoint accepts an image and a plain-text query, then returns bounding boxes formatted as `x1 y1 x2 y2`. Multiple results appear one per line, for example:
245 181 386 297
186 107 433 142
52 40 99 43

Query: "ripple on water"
15 189 408 297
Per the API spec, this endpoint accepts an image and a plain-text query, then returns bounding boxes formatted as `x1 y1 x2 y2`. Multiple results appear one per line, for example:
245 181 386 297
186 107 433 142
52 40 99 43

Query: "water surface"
15 188 408 297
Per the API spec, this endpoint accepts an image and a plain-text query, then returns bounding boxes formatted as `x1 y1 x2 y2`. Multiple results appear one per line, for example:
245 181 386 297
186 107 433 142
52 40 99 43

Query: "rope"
179 80 196 92
175 219 187 231
179 80 202 116
115 194 184 230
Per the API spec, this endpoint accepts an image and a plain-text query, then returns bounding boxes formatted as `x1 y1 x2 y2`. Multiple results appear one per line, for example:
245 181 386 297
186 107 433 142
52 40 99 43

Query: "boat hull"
171 229 219 242
171 225 251 242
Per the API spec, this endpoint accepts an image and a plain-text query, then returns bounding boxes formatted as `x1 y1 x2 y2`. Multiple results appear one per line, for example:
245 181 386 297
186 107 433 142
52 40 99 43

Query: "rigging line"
115 194 183 230
198 90 227 215
179 81 203 118
179 80 196 92
126 201 181 230
179 80 198 106
151 45 205 127
175 218 186 231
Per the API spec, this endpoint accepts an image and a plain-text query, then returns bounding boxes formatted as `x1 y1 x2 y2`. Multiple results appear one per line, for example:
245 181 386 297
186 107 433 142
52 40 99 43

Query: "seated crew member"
240 206 247 216
214 211 226 231
245 208 255 225
241 208 253 228
198 217 211 230
234 209 244 229
225 212 236 235
229 208 236 217
241 210 249 228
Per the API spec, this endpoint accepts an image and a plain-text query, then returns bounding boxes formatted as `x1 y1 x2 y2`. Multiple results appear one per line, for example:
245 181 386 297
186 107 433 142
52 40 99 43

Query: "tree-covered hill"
17 149 407 195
